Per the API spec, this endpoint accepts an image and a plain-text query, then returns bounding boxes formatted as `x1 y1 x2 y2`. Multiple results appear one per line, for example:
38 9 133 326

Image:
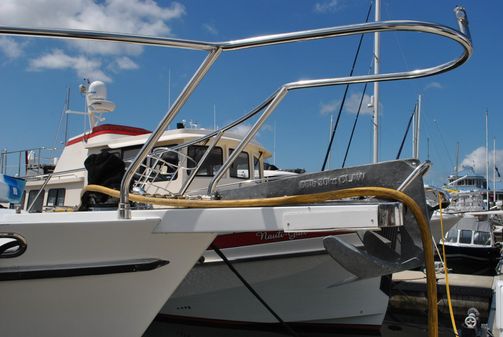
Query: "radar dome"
88 81 107 101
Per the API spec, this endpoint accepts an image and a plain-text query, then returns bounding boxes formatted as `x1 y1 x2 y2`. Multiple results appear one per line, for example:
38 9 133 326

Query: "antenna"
168 68 171 109
65 81 116 131
372 0 381 163
213 104 217 130
64 87 70 144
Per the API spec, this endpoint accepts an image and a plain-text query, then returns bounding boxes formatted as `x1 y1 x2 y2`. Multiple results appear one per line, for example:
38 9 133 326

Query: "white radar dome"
86 80 116 115
88 81 108 101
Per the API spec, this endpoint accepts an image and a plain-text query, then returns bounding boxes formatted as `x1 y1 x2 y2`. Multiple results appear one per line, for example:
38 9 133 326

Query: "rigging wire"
341 60 373 168
53 87 71 151
321 1 373 171
396 103 417 159
210 243 299 337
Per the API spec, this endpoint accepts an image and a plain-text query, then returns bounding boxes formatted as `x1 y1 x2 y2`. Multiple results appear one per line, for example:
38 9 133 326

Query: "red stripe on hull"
211 230 350 249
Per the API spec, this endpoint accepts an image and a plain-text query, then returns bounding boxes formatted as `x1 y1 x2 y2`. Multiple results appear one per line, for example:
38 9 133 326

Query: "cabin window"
187 145 223 176
121 145 142 164
459 229 472 244
122 145 179 181
27 190 45 213
229 149 250 179
47 188 66 207
148 147 179 181
473 231 491 246
445 230 457 243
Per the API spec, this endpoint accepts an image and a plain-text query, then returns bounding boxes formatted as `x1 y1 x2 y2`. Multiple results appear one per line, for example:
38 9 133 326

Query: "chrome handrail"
0 6 472 219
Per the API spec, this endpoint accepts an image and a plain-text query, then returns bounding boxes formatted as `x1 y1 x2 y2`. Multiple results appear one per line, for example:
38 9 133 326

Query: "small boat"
439 214 501 275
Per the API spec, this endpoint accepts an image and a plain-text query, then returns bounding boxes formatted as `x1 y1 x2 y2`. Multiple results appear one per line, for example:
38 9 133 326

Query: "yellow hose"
439 193 460 336
84 184 438 337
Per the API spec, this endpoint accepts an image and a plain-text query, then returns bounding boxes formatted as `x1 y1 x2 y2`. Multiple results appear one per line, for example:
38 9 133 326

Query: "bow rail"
0 7 472 219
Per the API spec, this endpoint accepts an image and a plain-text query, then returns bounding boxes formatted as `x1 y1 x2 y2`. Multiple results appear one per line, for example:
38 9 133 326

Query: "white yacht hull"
0 210 216 337
160 234 389 328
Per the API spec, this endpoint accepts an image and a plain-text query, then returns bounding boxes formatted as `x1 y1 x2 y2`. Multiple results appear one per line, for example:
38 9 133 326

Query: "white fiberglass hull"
160 234 389 328
429 212 461 242
0 209 215 337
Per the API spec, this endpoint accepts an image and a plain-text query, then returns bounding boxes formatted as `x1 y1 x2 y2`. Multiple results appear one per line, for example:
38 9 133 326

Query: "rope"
84 183 438 337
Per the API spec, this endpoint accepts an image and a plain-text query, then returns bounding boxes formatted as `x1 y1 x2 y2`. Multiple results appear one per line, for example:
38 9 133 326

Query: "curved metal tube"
0 9 470 54
118 47 222 218
0 7 472 218
207 8 471 194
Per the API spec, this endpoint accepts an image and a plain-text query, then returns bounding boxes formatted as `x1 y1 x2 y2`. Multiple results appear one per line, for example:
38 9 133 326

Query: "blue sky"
0 0 501 187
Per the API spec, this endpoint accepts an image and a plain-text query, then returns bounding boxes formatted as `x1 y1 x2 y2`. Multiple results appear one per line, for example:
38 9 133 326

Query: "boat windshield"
459 229 472 244
473 231 491 246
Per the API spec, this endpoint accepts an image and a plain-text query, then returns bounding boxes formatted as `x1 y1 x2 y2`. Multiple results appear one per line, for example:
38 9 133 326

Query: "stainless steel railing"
0 6 472 219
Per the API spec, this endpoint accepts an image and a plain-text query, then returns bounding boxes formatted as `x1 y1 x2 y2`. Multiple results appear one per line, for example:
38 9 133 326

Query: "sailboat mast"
373 0 380 163
455 142 459 177
494 137 497 206
486 110 489 209
412 95 422 159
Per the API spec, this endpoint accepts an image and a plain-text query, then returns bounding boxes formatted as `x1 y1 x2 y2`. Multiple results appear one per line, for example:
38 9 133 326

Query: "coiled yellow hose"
84 184 438 337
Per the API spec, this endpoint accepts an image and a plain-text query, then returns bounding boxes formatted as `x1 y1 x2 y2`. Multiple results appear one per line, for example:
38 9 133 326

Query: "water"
143 309 461 337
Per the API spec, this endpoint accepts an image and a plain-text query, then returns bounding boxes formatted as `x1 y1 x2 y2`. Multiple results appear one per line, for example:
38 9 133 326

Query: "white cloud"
0 0 185 36
314 0 343 13
230 124 253 138
344 93 373 115
320 99 340 116
0 0 184 55
29 49 111 82
0 37 23 58
203 23 218 36
424 81 443 91
114 56 139 70
460 146 503 175
319 93 373 116
0 0 185 79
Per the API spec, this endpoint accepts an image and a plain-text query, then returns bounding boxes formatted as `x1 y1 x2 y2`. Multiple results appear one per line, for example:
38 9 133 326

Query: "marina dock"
390 271 494 317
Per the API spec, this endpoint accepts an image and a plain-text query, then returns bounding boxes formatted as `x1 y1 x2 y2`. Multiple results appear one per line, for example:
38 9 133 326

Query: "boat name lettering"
298 172 365 189
256 231 309 241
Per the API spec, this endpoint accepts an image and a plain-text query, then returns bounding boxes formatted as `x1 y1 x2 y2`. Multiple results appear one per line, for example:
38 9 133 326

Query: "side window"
187 145 223 176
459 229 472 244
473 231 491 245
122 145 178 181
27 190 45 212
47 188 66 207
229 149 250 179
122 146 142 165
445 230 457 243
